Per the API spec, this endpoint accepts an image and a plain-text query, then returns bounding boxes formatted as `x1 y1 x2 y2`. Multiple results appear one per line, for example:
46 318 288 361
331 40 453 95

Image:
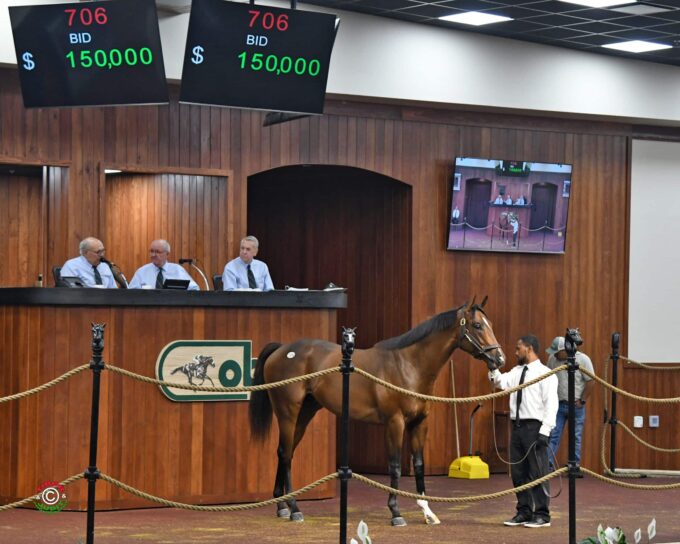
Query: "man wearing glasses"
60 237 117 288
128 239 198 290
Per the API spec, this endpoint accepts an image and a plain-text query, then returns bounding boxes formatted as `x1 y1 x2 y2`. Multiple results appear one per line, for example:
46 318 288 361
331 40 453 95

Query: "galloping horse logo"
171 354 216 386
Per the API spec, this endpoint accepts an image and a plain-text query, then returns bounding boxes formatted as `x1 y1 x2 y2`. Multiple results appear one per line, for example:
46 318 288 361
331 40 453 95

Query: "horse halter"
458 316 501 367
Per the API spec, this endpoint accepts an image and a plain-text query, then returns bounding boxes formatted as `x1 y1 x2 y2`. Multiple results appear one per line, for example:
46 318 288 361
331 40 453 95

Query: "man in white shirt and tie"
489 335 558 529
222 235 274 291
128 239 199 290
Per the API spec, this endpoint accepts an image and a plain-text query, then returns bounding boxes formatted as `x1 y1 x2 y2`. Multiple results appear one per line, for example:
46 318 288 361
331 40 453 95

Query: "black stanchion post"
86 323 106 544
565 327 583 544
339 327 356 544
610 332 620 473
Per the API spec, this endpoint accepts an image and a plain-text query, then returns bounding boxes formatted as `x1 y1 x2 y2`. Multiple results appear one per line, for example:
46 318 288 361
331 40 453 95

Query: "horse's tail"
171 366 182 375
249 342 282 441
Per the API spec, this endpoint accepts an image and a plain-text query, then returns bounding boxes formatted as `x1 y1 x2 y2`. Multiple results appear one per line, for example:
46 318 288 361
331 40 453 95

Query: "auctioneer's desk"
0 288 346 510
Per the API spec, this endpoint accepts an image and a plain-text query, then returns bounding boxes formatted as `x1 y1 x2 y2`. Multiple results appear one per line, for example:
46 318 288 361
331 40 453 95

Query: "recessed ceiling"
301 0 680 67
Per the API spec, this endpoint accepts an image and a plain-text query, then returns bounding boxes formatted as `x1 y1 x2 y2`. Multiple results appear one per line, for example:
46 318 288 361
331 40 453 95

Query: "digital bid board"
9 0 168 108
180 0 339 114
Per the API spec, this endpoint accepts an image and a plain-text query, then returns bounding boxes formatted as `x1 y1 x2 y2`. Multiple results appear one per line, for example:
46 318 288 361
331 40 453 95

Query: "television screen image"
447 157 573 254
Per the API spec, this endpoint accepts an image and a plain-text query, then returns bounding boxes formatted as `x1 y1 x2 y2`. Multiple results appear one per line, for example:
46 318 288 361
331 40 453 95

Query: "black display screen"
9 0 168 108
180 0 338 114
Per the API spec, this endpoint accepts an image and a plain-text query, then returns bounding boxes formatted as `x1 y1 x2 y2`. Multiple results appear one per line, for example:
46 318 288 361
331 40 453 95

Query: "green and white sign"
156 340 254 402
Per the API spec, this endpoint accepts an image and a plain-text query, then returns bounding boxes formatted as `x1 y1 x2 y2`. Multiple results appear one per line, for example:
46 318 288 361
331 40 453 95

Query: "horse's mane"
374 304 466 351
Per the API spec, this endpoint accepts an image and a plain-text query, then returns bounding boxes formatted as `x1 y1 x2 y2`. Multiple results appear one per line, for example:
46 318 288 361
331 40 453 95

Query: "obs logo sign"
156 340 254 402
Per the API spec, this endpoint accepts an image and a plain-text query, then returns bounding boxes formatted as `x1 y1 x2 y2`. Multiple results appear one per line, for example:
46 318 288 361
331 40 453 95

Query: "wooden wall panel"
2 64 678 478
0 173 42 286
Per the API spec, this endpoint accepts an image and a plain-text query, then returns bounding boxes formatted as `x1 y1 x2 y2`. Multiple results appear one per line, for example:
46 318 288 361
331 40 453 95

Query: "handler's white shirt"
489 359 558 437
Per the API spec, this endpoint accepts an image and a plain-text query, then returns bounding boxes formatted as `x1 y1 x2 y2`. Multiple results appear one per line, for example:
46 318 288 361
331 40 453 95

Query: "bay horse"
249 298 506 526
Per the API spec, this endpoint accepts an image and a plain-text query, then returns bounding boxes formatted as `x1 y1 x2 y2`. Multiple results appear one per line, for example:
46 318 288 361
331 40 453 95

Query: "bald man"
128 239 199 290
60 237 116 288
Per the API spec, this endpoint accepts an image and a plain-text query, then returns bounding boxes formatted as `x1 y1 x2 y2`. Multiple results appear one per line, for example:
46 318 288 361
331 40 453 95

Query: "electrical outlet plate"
649 415 659 428
633 415 644 428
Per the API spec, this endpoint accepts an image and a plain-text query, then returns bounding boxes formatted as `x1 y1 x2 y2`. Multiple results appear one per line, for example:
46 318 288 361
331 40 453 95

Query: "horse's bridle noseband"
458 316 501 367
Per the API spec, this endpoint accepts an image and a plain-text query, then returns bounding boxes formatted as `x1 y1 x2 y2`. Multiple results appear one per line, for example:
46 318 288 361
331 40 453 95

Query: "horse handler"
489 335 558 528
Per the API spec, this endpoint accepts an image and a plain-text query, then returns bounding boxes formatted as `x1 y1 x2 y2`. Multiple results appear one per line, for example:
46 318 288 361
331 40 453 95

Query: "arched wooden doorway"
247 165 412 472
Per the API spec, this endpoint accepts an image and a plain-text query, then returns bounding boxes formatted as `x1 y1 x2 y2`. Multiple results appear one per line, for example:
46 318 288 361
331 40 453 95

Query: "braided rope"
0 473 84 511
600 422 644 478
621 356 680 371
99 472 338 511
582 467 680 490
579 367 680 404
352 364 566 404
105 363 340 392
352 468 567 503
617 420 680 453
0 365 89 404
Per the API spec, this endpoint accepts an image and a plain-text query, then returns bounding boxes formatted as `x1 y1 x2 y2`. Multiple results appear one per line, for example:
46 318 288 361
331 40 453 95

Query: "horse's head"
341 326 357 358
565 328 583 353
458 297 506 371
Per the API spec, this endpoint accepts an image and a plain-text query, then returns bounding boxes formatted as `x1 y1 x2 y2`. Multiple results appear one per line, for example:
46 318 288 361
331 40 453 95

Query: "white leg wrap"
416 498 441 525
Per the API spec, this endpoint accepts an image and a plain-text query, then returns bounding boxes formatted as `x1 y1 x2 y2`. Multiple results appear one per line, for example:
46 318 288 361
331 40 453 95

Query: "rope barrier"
352 364 567 404
98 472 338 512
621 356 680 371
0 365 89 404
579 367 680 404
582 467 680 490
0 473 84 511
617 420 680 453
352 469 566 503
105 363 340 392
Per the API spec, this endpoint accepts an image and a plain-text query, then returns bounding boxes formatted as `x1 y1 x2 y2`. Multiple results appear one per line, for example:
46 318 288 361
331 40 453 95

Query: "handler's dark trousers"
510 419 551 521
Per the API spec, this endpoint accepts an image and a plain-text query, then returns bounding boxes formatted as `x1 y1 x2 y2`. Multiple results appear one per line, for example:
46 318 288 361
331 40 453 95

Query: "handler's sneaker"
525 517 551 528
503 513 532 526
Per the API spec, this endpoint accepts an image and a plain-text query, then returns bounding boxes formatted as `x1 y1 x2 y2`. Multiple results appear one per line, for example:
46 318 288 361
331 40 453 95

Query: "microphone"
179 258 194 264
100 257 128 288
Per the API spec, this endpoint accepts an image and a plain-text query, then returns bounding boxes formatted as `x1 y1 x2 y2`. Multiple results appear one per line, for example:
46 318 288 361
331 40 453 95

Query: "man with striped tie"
222 235 274 291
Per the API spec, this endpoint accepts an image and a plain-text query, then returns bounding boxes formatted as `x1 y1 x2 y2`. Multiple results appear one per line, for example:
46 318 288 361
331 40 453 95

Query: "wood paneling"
0 173 43 286
1 64 677 479
0 304 337 509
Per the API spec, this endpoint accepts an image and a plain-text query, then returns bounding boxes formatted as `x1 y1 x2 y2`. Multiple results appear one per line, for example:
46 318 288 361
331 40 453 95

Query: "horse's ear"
481 295 488 308
470 295 477 308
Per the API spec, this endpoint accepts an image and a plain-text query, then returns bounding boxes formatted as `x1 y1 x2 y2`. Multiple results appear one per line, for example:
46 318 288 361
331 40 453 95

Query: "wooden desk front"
0 289 346 510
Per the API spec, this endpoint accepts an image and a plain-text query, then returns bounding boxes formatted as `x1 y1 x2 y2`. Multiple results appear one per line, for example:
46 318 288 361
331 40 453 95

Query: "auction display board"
180 0 338 114
9 0 168 108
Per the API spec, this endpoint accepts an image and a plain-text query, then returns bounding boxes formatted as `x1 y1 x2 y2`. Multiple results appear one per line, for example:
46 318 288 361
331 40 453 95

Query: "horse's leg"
409 417 440 525
271 387 306 521
273 416 297 520
282 395 322 522
385 416 406 526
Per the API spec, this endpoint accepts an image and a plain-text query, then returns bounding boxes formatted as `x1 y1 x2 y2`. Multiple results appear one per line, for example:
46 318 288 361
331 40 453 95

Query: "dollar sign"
191 45 204 65
22 52 35 71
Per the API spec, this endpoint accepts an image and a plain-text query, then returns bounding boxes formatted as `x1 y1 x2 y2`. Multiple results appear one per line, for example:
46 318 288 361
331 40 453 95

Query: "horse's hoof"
290 512 304 522
277 508 291 519
425 513 441 525
391 516 407 527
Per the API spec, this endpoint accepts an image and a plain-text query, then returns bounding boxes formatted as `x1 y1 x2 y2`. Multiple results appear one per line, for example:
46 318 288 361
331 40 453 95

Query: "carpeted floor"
1 472 679 543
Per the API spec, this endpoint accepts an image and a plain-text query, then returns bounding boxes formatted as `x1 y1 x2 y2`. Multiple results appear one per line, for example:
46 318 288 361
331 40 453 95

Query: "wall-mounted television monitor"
180 0 339 114
9 0 168 108
447 157 573 254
